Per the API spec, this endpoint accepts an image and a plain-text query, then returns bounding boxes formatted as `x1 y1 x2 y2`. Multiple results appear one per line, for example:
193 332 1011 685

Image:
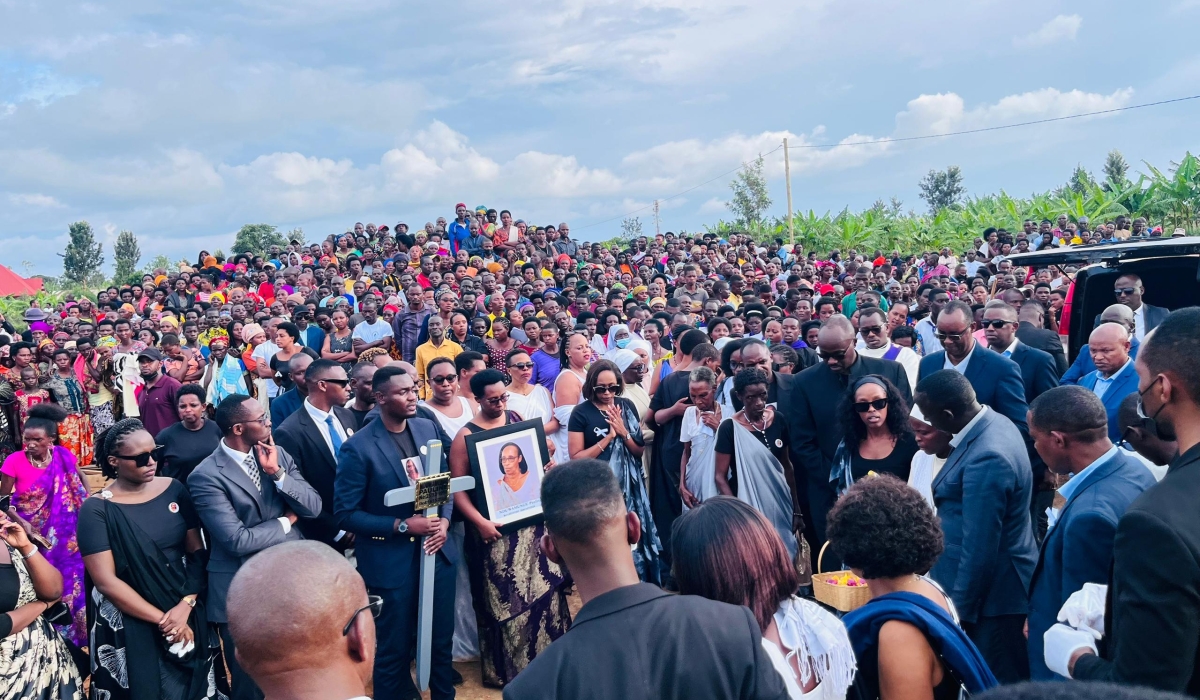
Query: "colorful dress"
0 543 83 700
44 373 93 468
463 415 572 687
0 447 89 647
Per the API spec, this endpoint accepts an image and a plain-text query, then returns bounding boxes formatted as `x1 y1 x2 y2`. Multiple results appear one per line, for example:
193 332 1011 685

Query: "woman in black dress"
829 375 918 497
0 510 82 700
79 419 224 700
270 323 320 393
154 385 222 484
566 360 661 584
713 368 801 561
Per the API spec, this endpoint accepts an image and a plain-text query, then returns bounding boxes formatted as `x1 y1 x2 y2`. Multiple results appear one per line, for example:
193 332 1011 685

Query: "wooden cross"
384 439 475 692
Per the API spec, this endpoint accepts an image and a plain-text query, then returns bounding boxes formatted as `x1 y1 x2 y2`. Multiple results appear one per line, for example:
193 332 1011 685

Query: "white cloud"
894 87 1133 137
698 197 727 215
1015 15 1082 48
7 192 65 208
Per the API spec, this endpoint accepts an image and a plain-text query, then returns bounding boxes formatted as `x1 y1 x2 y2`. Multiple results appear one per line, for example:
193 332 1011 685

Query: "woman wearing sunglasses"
504 349 557 437
79 418 226 700
829 375 918 498
567 360 663 585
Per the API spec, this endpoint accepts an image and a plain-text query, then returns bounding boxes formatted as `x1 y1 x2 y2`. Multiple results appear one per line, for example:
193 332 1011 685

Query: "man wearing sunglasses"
188 394 324 700
1097 273 1169 342
855 307 919 391
227 542 378 700
781 315 911 555
276 359 357 550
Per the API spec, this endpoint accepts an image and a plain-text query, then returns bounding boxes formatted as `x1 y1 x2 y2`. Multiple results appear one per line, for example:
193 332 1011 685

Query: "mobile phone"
0 495 10 512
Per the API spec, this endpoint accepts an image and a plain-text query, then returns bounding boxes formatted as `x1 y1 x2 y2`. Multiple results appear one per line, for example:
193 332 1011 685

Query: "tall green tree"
620 217 643 241
1103 149 1131 192
728 155 772 227
918 166 966 215
61 221 105 284
231 223 287 256
112 230 141 283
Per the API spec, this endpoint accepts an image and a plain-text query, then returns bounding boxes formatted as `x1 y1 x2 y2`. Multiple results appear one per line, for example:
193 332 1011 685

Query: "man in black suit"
188 394 324 700
1049 308 1200 694
275 359 357 549
334 366 456 700
984 301 1060 539
780 315 911 550
647 330 719 555
1015 302 1068 377
504 458 788 700
1094 273 1170 343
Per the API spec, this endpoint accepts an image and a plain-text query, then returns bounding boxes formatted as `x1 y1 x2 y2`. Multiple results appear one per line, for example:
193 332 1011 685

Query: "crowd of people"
0 204 1196 700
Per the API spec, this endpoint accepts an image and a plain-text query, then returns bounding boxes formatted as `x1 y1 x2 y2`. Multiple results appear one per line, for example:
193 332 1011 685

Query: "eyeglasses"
859 325 884 336
116 446 165 467
509 362 535 370
343 595 383 636
818 348 849 361
854 399 889 413
593 384 621 394
238 415 270 427
980 320 1014 329
628 364 647 374
935 330 970 341
319 377 350 387
483 394 508 406
1114 287 1137 297
430 375 457 385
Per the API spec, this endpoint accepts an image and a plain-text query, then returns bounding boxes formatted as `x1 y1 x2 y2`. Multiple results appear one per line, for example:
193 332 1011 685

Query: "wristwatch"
182 597 197 608
396 520 409 534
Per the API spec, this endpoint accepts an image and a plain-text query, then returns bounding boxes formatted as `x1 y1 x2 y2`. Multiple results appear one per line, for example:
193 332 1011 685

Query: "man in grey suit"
188 394 323 700
915 369 1039 684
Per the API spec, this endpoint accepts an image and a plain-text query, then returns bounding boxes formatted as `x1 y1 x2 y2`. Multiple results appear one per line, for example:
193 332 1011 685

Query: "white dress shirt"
220 438 291 534
949 405 989 449
304 398 349 458
943 345 973 375
1132 304 1146 341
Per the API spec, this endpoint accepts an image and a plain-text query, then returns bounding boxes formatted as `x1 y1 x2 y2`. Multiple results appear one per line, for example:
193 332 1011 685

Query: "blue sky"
2 0 1198 275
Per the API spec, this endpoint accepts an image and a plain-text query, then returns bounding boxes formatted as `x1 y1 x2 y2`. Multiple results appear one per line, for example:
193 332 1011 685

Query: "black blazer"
1008 342 1060 406
333 415 457 590
1093 303 1169 337
778 355 912 545
1016 321 1068 377
275 403 359 546
1073 443 1200 694
502 583 788 700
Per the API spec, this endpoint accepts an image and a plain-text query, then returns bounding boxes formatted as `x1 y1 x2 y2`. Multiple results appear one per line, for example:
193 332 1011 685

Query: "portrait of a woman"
493 442 537 512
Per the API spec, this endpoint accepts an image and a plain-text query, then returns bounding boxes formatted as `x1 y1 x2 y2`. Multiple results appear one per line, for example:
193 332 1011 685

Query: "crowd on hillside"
0 202 1197 700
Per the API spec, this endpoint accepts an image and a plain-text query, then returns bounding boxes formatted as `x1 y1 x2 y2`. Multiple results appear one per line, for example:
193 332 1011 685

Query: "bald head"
1089 321 1132 374
228 542 374 681
818 315 855 343
1099 303 1135 334
391 360 418 380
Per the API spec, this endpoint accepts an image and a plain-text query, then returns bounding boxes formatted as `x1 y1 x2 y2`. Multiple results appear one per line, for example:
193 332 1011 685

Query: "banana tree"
1142 153 1200 232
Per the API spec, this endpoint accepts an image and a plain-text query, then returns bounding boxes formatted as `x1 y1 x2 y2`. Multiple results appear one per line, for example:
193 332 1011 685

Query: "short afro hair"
542 458 625 543
826 474 943 579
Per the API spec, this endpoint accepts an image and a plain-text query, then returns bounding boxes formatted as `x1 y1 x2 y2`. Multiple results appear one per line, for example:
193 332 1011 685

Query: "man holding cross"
334 365 458 700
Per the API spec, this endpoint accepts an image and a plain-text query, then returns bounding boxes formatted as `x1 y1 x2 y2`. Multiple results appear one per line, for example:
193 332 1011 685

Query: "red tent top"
0 265 43 297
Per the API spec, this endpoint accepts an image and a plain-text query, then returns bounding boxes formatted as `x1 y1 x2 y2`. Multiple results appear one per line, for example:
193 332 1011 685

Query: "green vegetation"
707 151 1200 254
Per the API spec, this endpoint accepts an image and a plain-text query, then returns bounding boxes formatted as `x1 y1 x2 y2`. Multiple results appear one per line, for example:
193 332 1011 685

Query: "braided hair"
96 418 146 479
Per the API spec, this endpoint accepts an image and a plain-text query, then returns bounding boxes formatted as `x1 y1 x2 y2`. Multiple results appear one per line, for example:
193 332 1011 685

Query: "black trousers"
219 623 264 700
371 555 457 700
965 614 1030 684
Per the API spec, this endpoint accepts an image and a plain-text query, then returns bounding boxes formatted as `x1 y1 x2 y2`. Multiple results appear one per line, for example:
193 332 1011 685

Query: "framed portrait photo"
464 419 551 531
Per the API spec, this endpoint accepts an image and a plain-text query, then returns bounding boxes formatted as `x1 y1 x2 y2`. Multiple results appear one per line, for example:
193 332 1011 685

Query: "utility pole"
653 200 661 237
783 137 794 247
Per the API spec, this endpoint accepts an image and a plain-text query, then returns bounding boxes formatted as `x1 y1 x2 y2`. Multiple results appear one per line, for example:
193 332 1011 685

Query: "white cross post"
384 439 475 692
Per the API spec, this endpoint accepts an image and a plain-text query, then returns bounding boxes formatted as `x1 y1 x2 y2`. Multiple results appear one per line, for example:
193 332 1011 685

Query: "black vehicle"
1007 236 1200 361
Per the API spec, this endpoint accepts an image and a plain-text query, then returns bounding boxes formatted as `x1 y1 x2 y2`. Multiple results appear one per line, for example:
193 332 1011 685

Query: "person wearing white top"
672 498 856 700
856 307 919 392
906 403 953 509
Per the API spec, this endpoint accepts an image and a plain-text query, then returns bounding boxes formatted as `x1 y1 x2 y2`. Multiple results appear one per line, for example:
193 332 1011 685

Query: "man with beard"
135 347 182 436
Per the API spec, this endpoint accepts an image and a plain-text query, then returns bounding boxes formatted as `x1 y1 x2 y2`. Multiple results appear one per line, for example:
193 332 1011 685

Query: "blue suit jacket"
334 415 458 590
929 409 1038 624
1008 343 1060 405
1061 338 1140 386
270 387 303 427
918 342 1031 445
1078 361 1141 443
1026 450 1156 679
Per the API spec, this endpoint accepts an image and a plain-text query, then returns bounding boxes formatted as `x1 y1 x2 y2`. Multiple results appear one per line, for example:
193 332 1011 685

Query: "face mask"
615 337 631 349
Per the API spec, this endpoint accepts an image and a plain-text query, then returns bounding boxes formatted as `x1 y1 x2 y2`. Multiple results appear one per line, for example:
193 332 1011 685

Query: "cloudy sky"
2 0 1198 276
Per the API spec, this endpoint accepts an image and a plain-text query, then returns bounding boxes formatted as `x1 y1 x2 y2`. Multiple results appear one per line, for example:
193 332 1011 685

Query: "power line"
576 93 1200 231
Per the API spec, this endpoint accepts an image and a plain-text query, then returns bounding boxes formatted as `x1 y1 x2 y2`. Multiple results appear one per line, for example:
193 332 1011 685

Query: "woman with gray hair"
679 366 721 511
